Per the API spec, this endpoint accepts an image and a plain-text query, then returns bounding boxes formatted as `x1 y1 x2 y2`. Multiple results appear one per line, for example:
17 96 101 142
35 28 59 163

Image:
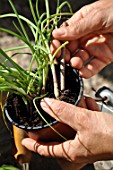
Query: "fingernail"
41 98 52 108
53 28 65 36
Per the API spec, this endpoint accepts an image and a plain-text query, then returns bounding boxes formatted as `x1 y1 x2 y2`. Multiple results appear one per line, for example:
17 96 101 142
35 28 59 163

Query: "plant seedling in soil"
0 0 83 141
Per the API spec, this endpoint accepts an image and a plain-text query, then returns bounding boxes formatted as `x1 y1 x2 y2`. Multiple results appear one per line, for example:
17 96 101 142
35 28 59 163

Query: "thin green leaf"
4 45 29 52
29 0 38 25
12 21 25 37
0 27 33 51
0 48 27 77
36 0 40 19
8 0 30 42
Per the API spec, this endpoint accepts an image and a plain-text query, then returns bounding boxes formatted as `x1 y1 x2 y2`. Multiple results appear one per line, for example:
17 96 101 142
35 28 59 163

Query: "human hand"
51 0 113 78
22 97 113 165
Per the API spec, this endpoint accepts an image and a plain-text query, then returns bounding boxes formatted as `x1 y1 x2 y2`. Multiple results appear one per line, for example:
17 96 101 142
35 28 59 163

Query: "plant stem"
49 54 59 99
60 47 65 91
59 21 68 91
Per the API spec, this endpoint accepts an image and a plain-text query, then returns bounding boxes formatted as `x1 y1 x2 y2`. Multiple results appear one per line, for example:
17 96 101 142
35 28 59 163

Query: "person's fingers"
22 135 91 164
77 96 99 110
50 39 61 58
76 49 90 62
85 97 100 111
55 48 71 63
40 98 89 131
22 138 37 152
22 138 74 161
79 58 107 78
105 33 113 54
70 49 90 69
22 137 86 163
78 96 87 108
66 40 79 53
70 57 83 69
64 48 71 63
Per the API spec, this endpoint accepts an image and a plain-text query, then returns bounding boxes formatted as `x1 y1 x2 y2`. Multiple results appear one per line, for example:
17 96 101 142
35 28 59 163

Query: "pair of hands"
22 0 113 167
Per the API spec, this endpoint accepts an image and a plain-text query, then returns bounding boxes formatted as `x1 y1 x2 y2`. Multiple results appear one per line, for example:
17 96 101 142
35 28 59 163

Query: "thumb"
40 98 86 130
52 6 102 40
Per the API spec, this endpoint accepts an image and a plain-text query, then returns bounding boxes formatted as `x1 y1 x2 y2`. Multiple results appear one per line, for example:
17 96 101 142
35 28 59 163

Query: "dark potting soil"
5 65 82 129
